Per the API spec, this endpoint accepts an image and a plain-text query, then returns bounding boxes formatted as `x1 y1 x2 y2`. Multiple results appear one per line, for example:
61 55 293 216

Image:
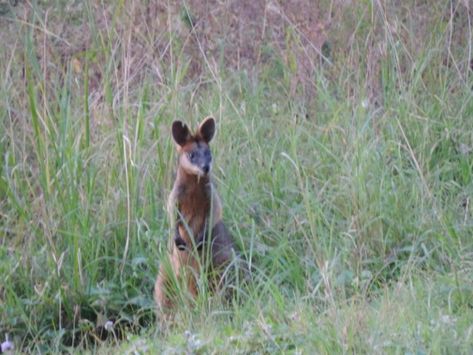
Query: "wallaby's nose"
202 165 210 174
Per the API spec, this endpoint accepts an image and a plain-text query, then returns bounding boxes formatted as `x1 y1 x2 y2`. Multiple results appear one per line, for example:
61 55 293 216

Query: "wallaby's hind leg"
209 221 250 299
155 247 200 318
154 249 180 315
154 264 173 313
210 221 234 269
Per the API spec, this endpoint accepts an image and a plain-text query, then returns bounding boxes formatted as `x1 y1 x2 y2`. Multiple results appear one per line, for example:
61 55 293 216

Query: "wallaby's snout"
183 142 212 176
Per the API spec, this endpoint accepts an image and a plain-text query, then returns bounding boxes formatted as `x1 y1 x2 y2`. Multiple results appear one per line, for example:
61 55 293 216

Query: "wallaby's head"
171 117 216 177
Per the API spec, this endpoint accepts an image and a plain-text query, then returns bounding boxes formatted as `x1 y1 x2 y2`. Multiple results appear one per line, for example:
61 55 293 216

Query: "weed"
0 0 472 352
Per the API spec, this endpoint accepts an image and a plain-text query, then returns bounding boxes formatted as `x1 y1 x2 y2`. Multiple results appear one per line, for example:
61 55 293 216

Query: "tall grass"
1 0 472 352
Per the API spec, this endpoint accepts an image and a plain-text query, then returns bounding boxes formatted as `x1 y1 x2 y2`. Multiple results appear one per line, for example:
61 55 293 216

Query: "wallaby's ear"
172 120 191 146
198 116 216 143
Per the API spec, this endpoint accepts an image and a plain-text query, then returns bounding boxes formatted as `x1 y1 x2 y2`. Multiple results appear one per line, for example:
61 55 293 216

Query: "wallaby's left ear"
198 116 216 143
172 120 191 147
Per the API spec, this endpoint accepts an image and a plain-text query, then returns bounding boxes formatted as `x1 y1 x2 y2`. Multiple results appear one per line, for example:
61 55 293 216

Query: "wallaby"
154 117 238 314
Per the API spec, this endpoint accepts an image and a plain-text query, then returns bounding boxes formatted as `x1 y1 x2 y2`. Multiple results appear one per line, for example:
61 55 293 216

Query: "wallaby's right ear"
198 116 216 143
172 121 191 146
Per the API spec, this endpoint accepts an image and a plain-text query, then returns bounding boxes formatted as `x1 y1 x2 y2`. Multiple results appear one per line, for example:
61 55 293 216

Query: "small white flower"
439 314 456 326
104 320 114 331
1 340 14 352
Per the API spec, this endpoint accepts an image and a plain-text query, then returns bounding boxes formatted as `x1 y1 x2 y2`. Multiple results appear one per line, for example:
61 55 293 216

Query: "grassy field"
1 0 472 353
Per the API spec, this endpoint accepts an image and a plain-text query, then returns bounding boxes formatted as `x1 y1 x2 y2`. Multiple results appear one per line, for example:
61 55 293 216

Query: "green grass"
1 0 472 353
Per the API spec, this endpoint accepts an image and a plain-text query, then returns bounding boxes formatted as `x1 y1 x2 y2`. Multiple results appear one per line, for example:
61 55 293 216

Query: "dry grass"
1 0 472 352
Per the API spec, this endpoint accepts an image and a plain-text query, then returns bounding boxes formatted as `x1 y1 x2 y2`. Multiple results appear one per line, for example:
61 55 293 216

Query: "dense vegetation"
1 1 472 352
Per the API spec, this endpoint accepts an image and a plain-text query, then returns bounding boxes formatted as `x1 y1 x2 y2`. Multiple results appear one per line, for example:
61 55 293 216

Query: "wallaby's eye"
187 152 195 160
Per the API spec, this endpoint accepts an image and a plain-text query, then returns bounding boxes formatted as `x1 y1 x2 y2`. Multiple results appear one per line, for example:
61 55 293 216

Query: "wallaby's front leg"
174 223 187 251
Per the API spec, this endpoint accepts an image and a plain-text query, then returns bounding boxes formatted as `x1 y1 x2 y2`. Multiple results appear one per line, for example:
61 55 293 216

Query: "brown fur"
154 117 235 315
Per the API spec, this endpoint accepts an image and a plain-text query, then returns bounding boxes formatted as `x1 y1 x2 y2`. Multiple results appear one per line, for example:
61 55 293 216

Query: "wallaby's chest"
176 181 211 237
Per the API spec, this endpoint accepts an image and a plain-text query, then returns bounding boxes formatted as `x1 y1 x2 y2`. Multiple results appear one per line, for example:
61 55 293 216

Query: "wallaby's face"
172 117 215 177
